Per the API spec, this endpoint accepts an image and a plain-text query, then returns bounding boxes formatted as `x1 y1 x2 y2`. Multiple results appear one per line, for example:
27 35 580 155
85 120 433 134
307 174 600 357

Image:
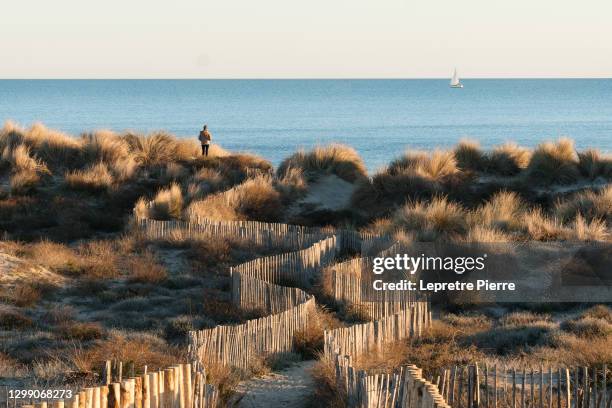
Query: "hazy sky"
2 0 611 78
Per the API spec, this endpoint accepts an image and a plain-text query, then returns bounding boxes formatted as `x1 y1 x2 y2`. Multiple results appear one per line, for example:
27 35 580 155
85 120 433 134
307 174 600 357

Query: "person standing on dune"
199 124 212 156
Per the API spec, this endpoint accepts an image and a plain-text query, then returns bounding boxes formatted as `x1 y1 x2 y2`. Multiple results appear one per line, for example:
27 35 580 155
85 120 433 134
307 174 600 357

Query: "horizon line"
1 76 612 80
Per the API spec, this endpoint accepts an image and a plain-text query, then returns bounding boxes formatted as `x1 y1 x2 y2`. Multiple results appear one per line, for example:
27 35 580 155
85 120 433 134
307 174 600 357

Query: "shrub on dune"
577 149 612 179
8 144 49 175
561 316 611 338
525 138 579 184
351 151 468 218
554 185 612 225
3 145 50 194
122 132 198 166
110 156 140 182
80 130 130 166
277 144 367 183
521 209 567 241
274 166 307 203
186 193 238 221
186 168 228 200
234 176 283 221
392 196 467 240
568 214 608 241
472 191 525 231
147 183 184 220
65 162 114 192
389 150 460 181
16 122 82 167
486 143 531 176
187 176 283 222
454 139 486 171
10 171 42 195
462 225 511 243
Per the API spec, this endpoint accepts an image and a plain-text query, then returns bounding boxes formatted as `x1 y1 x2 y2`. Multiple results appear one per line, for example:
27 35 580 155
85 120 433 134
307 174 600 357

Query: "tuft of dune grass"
389 150 460 181
454 139 486 171
560 316 612 338
122 132 200 166
1 122 82 167
392 196 467 241
486 143 531 176
577 149 612 179
568 214 608 241
187 175 283 222
471 191 525 232
554 185 612 225
2 144 50 194
461 225 511 243
525 138 579 184
80 130 130 166
352 149 468 218
65 162 114 192
136 183 184 220
274 166 307 203
521 209 567 241
277 144 367 183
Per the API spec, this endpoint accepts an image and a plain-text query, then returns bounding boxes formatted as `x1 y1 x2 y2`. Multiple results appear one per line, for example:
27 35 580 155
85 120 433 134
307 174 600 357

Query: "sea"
1 79 611 171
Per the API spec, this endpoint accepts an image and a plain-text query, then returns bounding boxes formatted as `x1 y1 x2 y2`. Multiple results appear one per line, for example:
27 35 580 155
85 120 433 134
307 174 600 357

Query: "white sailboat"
450 68 463 88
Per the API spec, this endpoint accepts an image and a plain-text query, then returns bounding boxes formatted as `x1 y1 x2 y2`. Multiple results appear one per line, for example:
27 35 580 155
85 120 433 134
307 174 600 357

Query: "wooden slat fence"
186 219 343 372
323 256 421 320
188 297 316 372
324 302 449 407
133 214 453 407
8 363 217 408
437 364 610 408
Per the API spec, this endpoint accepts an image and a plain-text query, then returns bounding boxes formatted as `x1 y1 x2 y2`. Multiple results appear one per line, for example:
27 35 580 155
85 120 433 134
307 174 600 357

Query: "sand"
233 360 315 408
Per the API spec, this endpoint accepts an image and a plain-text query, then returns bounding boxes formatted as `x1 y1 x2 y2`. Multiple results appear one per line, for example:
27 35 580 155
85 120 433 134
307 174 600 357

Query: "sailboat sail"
450 69 459 86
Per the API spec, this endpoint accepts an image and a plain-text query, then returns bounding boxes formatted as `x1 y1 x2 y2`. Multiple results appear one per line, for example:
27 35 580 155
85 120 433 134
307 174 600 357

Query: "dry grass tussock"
65 162 114 192
122 132 201 166
18 239 123 279
135 183 183 220
277 144 367 183
454 139 487 171
577 149 612 179
310 358 347 408
65 331 184 373
360 308 611 376
487 143 531 176
352 149 468 217
525 138 580 184
187 176 283 222
385 189 610 242
470 191 525 232
389 150 460 181
1 144 51 194
392 196 467 241
554 185 612 225
1 122 81 166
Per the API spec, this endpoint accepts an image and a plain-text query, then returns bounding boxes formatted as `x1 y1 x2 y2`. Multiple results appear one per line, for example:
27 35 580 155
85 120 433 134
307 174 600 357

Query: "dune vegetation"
1 123 611 404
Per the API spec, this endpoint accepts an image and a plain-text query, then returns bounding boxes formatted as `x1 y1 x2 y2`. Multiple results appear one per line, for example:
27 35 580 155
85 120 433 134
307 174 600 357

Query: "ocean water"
1 79 611 171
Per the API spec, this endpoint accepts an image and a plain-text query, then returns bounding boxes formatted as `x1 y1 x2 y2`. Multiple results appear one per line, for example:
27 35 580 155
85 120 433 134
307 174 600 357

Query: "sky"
1 0 611 78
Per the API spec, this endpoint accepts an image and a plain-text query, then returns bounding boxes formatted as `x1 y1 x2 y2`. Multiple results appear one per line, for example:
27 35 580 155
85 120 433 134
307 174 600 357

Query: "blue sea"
1 79 611 171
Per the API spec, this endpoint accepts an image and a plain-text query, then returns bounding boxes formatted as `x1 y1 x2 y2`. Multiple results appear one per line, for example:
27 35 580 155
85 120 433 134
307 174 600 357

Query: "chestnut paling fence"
434 364 610 408
137 215 447 407
7 363 218 408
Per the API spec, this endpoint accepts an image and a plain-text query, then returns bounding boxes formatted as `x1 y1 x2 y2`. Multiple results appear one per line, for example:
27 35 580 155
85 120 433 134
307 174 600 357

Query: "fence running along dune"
10 362 218 408
187 227 345 371
324 302 448 408
133 213 447 407
435 364 610 408
323 256 420 320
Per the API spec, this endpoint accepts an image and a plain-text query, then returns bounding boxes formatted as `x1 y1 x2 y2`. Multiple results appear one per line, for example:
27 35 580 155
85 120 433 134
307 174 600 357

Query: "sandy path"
233 361 316 408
